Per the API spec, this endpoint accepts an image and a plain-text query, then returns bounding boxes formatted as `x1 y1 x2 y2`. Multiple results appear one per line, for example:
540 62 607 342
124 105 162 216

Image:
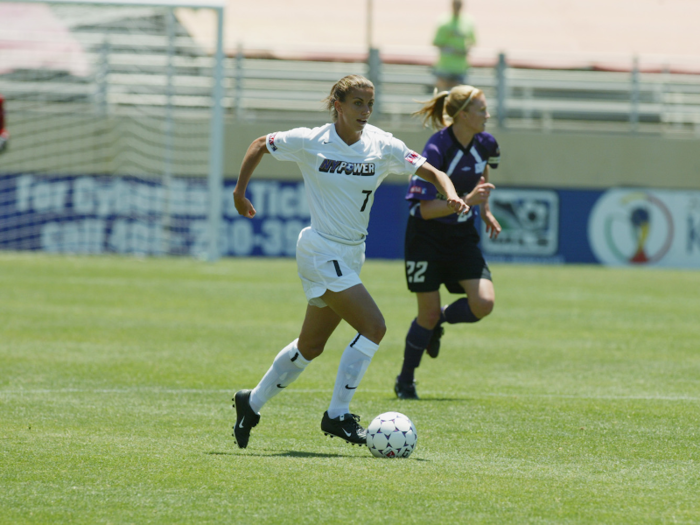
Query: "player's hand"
466 177 495 206
446 196 469 216
233 190 256 218
483 211 502 239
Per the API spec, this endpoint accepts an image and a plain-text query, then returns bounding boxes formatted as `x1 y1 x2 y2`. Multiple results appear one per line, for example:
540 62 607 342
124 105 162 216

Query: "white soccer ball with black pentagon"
365 411 417 458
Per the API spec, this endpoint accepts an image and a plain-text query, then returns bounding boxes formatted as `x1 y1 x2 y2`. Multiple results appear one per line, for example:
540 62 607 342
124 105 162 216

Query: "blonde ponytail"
413 85 483 130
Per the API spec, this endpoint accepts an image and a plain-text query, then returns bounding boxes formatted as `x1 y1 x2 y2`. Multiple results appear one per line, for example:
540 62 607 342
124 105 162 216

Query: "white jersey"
266 123 426 244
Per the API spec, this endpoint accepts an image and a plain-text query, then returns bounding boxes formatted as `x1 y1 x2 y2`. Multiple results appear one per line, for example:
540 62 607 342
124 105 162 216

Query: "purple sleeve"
422 141 444 169
480 133 500 169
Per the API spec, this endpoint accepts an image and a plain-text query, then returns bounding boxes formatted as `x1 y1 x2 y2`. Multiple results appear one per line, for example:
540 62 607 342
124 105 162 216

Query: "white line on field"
0 388 698 402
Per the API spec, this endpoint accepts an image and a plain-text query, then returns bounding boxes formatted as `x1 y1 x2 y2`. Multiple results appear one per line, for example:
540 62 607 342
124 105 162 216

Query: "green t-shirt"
433 14 477 74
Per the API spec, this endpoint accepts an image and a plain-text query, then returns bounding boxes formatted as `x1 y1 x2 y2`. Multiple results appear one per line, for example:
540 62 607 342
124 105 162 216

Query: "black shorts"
404 215 491 294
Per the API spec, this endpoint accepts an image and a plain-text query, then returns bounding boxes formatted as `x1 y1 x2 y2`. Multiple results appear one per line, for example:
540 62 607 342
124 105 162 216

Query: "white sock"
249 339 310 413
327 334 379 419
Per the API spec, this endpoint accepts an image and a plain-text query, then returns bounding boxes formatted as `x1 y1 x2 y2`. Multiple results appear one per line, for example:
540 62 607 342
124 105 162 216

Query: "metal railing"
2 24 700 135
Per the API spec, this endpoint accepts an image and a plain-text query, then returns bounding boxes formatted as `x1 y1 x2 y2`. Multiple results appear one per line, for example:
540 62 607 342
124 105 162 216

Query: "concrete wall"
4 113 698 190
224 119 700 190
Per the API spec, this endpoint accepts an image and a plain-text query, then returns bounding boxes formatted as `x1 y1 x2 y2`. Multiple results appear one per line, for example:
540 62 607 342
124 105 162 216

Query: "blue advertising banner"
479 188 601 264
1 173 699 268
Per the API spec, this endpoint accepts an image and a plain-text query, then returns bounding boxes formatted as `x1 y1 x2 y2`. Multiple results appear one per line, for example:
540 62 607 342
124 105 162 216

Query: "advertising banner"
0 174 311 258
479 189 562 263
1 173 699 268
587 189 700 268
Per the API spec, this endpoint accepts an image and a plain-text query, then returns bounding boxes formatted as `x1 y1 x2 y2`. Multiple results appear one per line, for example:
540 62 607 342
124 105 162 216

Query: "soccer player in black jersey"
395 85 502 400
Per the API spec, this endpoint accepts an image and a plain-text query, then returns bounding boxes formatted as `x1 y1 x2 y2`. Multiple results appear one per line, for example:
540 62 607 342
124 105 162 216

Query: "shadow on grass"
206 450 361 458
419 397 471 403
206 450 429 461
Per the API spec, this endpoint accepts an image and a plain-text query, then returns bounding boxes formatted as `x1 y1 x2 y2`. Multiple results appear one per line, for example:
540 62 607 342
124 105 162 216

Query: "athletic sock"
249 338 310 413
444 297 480 324
327 334 379 419
398 319 433 384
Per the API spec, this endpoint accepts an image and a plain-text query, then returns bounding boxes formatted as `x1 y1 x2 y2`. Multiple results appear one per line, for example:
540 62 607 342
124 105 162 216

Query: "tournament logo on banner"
588 189 700 268
481 189 559 257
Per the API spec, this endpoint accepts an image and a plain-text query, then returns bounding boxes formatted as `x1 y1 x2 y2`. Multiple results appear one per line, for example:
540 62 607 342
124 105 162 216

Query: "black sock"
444 298 480 324
398 319 433 384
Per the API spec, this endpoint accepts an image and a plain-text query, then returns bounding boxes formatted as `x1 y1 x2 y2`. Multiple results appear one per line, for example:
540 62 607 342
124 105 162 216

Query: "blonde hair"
413 85 483 130
323 75 375 122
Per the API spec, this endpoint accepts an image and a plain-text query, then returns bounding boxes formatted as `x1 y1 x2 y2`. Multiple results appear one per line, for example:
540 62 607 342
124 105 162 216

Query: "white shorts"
296 227 365 308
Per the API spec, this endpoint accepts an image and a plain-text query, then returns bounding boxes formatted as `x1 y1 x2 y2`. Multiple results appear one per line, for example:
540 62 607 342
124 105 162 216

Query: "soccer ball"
365 412 417 458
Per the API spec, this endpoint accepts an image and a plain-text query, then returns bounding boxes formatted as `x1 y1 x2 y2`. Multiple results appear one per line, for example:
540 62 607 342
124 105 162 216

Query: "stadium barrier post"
368 47 381 118
162 7 176 256
95 38 110 117
206 5 225 262
497 52 507 129
234 42 243 119
630 55 640 133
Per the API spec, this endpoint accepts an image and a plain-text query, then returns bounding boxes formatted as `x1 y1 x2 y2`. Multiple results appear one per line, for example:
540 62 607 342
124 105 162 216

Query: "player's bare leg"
297 304 342 360
320 284 386 344
416 291 442 330
318 284 385 444
460 278 495 319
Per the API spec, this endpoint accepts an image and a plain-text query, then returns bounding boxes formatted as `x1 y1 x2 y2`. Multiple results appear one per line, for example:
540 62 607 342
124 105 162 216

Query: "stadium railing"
2 18 700 135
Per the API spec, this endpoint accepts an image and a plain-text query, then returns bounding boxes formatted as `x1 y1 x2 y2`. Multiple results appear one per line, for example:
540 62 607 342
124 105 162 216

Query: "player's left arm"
415 162 469 216
233 135 269 218
479 165 502 239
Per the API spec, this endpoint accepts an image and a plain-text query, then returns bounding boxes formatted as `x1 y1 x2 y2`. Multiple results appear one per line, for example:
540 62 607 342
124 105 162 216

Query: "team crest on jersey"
319 158 376 176
268 133 278 151
408 185 427 195
405 150 423 165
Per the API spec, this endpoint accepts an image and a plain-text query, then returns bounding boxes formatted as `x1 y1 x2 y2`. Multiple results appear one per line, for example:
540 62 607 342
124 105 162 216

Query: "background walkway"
177 0 700 73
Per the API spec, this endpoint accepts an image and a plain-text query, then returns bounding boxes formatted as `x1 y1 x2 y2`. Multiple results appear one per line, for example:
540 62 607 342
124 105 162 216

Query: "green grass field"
1 253 699 524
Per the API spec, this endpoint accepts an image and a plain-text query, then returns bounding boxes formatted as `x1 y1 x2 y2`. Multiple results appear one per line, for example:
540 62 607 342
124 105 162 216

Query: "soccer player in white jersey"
231 75 469 449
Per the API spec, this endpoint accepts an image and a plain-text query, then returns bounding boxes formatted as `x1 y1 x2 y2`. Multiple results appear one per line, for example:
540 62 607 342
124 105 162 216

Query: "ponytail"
412 90 450 130
413 85 484 130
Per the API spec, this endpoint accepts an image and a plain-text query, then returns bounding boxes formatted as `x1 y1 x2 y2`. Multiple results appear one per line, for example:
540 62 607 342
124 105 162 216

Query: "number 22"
406 261 428 283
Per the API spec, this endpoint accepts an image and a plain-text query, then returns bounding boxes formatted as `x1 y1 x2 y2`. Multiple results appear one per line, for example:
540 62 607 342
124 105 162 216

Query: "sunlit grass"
1 253 699 524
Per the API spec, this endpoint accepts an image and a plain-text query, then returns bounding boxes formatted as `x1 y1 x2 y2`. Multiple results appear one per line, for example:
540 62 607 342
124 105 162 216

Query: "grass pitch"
1 253 699 524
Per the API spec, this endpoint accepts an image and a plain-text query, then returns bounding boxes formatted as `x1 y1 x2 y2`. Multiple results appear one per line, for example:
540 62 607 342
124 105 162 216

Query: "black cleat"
232 389 260 449
394 376 420 400
321 411 366 445
426 324 444 359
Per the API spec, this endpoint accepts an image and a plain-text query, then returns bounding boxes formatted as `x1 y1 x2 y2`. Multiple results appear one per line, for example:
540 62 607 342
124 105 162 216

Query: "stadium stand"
0 2 698 134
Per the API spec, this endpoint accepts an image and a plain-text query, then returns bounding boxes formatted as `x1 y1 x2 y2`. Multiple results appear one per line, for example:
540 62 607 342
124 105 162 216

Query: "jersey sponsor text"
319 158 375 176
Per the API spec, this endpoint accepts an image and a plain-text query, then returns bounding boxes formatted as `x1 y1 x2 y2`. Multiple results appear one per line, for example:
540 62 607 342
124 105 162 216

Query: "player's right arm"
419 177 494 219
415 162 469 216
233 135 269 219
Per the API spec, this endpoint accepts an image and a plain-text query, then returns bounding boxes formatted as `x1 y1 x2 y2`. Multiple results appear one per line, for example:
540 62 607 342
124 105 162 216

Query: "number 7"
360 190 372 212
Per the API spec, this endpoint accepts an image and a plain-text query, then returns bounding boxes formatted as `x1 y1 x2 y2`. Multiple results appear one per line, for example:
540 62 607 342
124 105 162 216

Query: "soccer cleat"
426 324 444 359
321 411 366 446
232 389 260 449
394 376 420 400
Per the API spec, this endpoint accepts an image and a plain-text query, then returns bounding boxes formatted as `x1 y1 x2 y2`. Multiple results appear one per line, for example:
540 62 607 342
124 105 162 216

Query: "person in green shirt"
433 0 477 91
